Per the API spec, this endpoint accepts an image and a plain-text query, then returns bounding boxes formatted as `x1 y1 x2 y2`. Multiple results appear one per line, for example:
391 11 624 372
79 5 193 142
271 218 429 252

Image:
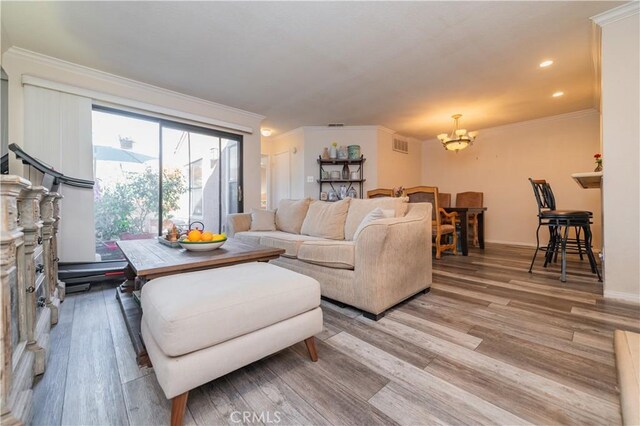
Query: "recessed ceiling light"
261 128 272 137
540 60 554 68
552 91 564 97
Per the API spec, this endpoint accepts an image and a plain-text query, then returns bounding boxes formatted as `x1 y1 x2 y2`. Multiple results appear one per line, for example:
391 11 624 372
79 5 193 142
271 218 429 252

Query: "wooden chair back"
367 188 394 198
405 186 439 223
439 193 452 208
455 192 483 208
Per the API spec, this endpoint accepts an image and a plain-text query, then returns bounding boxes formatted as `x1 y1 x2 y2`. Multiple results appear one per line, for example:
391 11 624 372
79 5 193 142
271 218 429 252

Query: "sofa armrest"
353 203 432 314
226 213 252 237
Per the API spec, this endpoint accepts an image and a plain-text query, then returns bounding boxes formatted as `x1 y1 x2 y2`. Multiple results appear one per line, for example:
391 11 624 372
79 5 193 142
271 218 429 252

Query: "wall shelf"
317 155 365 200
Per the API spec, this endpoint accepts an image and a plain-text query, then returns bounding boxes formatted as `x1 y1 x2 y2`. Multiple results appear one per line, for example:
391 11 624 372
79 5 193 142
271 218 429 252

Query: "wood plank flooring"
32 243 639 425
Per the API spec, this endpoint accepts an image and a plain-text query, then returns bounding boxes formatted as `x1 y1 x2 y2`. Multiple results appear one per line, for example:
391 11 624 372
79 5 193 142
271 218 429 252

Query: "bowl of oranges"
179 229 227 252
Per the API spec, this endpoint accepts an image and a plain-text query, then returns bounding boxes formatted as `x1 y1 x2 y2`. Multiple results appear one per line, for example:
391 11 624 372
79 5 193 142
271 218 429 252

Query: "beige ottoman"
141 262 323 426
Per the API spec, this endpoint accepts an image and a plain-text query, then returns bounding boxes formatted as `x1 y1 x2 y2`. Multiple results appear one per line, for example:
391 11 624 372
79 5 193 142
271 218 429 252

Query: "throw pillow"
300 198 351 240
344 197 409 240
249 208 276 231
275 198 311 234
352 208 394 240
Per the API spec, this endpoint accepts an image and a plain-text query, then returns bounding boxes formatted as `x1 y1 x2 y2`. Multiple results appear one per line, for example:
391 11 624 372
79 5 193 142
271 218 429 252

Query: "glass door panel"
92 110 160 261
220 138 241 232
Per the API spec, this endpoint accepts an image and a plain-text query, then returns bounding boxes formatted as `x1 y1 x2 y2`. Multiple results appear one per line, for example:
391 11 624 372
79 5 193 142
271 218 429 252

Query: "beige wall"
598 9 640 302
422 110 602 248
377 129 423 189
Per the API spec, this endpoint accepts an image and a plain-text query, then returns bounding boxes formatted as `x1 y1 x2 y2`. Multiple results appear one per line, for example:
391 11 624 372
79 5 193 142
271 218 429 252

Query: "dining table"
443 207 488 256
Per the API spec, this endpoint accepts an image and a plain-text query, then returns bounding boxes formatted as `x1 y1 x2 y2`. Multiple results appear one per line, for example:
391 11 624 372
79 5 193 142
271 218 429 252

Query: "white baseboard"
603 289 640 304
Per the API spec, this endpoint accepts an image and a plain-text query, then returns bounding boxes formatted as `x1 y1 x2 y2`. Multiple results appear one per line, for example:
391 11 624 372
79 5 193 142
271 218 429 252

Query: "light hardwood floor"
33 244 639 425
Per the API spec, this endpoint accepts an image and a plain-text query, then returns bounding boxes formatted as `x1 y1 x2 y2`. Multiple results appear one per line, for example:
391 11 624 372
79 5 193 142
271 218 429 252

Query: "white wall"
2 48 264 260
597 6 640 302
422 110 602 248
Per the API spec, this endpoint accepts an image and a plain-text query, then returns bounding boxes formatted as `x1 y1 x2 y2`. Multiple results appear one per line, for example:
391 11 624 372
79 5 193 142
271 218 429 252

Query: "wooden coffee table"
115 238 285 366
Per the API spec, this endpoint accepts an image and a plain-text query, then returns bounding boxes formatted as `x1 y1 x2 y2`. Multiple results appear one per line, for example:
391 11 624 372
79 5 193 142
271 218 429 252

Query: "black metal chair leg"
576 226 584 260
544 226 558 267
560 225 569 282
529 224 542 273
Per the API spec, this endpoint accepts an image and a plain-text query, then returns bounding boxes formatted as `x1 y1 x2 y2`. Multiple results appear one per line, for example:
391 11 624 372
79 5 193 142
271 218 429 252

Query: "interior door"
271 151 290 208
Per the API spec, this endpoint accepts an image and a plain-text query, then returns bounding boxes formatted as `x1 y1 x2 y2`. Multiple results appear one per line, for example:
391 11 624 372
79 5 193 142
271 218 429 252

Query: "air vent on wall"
327 123 345 127
393 138 409 154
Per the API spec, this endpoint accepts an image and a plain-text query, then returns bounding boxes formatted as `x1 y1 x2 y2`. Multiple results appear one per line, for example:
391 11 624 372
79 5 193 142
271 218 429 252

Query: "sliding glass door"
92 107 242 261
161 124 242 234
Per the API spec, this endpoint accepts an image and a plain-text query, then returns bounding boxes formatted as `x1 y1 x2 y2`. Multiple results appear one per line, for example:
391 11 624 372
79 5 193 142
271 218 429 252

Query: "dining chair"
367 188 394 198
439 193 452 208
528 178 600 282
405 186 458 259
455 191 483 246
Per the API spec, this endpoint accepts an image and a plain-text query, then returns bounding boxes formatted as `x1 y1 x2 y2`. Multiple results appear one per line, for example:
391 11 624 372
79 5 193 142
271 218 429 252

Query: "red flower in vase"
594 153 602 159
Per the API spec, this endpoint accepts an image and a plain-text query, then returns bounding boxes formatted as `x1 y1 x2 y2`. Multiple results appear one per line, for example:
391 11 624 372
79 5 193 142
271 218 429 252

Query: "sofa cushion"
276 199 311 234
259 232 324 258
141 262 321 357
235 230 271 245
298 240 356 270
300 199 350 240
250 208 276 231
344 197 409 240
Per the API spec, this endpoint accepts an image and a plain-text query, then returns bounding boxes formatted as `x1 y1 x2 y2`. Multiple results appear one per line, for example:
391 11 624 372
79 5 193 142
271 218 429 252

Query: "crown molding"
3 47 265 121
591 2 640 27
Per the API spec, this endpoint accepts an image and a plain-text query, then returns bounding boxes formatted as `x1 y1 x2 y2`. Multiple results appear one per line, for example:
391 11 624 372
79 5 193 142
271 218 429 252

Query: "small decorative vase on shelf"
321 147 330 160
338 146 348 160
329 144 337 159
339 184 348 200
347 187 357 198
594 153 602 172
342 164 349 179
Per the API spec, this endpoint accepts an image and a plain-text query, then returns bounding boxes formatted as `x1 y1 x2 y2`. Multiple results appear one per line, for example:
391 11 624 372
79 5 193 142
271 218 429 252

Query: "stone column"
0 175 34 426
52 194 64 301
19 185 50 375
40 193 59 325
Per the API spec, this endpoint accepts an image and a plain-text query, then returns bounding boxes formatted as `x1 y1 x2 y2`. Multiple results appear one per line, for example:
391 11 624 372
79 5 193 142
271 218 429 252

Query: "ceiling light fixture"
552 91 564 97
539 60 554 68
437 114 478 153
260 128 272 137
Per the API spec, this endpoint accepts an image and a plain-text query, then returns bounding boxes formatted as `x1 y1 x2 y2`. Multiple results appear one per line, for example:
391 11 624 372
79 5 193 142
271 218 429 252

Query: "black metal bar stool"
528 178 601 282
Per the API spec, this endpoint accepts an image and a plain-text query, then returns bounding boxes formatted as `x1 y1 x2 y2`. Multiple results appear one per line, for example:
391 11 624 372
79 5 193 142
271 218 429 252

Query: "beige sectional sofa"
227 197 432 319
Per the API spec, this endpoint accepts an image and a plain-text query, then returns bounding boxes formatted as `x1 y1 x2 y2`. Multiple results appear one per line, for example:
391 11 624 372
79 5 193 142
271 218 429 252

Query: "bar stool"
528 178 601 282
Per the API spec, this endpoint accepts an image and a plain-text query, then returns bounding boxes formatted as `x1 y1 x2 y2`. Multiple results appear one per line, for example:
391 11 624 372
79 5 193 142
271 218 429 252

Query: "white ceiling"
1 1 620 139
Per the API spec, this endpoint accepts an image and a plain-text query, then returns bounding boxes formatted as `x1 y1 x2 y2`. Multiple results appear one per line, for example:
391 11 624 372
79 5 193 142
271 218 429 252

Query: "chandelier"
437 114 478 152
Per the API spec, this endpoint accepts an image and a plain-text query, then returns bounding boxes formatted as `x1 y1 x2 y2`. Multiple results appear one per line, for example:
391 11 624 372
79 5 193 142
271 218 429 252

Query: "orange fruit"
187 230 202 242
201 231 213 242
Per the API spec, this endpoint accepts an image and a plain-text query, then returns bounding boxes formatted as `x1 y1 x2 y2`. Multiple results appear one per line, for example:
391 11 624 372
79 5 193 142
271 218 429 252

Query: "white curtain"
24 85 95 262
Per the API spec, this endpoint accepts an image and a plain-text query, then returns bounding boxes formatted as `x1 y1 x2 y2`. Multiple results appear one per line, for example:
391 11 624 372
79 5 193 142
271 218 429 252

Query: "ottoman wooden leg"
304 337 318 362
171 391 189 426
